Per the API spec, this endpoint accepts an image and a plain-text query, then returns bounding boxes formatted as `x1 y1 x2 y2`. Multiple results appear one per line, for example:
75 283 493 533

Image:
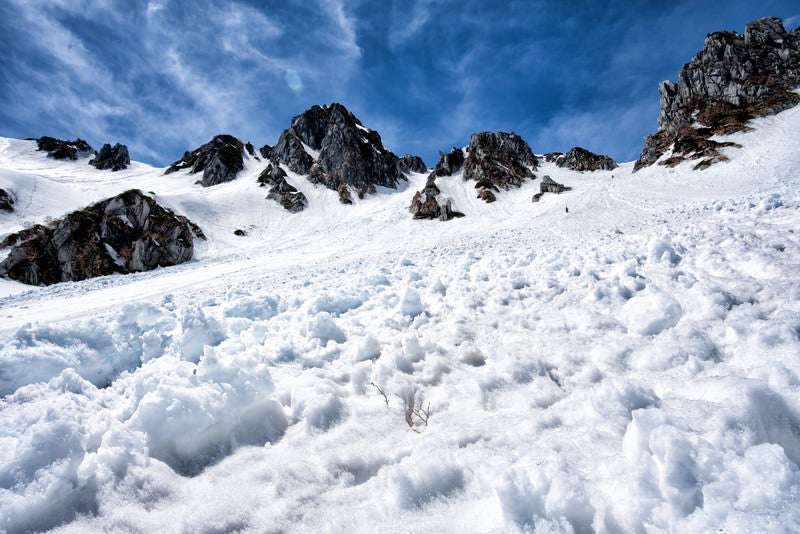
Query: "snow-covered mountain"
1 16 800 534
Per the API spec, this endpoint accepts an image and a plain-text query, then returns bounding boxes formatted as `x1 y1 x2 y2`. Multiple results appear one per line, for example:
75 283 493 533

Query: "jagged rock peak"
430 147 465 178
463 131 537 202
397 154 428 174
635 16 800 171
0 189 204 286
554 147 617 172
271 103 415 202
90 143 130 171
36 136 94 160
165 134 245 187
257 162 307 213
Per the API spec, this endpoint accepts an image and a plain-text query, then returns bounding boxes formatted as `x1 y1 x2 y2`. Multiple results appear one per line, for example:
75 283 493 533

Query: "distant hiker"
565 206 569 213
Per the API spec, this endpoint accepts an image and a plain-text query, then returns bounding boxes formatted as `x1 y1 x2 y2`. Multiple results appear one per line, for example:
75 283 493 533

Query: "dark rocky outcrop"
36 137 94 160
0 190 203 286
89 143 130 171
554 147 617 172
257 163 307 213
430 148 465 178
635 17 800 171
271 103 416 203
0 189 14 212
271 130 314 174
409 148 466 220
543 152 563 163
165 135 245 187
462 132 537 203
464 132 537 186
532 175 572 202
397 154 428 174
409 177 464 221
259 144 272 160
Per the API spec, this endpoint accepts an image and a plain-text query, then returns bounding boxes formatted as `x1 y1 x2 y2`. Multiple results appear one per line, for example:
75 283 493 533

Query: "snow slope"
1 106 799 532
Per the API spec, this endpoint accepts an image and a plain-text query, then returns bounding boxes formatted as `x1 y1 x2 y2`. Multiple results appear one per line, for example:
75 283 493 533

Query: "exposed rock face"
397 154 428 174
430 148 465 178
90 143 130 171
532 175 572 202
165 135 245 187
409 178 464 221
463 132 537 202
543 152 563 163
0 189 14 212
554 147 617 171
635 17 800 171
257 163 307 213
0 190 203 286
36 137 94 160
271 103 415 202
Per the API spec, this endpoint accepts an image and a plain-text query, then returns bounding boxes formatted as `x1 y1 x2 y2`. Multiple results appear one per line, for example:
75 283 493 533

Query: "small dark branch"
370 382 389 405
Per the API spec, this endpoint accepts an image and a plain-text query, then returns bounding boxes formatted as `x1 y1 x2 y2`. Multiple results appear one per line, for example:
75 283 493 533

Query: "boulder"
555 147 617 171
36 136 94 160
463 132 537 202
0 190 204 286
257 163 307 213
0 188 14 212
635 17 800 171
409 178 464 221
165 134 245 187
89 143 130 171
271 103 418 203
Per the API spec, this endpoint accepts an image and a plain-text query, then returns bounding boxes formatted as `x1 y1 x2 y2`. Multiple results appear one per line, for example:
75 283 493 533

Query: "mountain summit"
265 103 417 203
635 16 800 171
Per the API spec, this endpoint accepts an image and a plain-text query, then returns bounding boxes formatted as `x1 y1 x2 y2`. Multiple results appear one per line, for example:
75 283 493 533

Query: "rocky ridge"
0 190 203 286
36 136 94 160
90 143 130 171
410 132 537 217
548 147 617 172
635 16 800 171
165 135 246 187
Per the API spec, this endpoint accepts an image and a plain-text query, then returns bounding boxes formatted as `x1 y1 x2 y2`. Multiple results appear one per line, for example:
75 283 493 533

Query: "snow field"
1 107 800 531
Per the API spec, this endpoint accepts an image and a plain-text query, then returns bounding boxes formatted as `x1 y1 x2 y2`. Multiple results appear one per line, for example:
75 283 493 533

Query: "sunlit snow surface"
1 108 800 533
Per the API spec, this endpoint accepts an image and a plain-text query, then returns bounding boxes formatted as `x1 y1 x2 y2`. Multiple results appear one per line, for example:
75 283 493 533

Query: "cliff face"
635 17 800 171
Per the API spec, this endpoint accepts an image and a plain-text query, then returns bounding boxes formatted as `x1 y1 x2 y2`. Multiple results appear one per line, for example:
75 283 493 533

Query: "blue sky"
1 1 798 167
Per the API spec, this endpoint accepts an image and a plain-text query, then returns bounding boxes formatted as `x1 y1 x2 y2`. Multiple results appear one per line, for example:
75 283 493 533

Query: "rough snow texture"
89 143 130 171
636 16 800 170
1 102 800 532
0 189 201 285
164 135 245 187
271 103 413 202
